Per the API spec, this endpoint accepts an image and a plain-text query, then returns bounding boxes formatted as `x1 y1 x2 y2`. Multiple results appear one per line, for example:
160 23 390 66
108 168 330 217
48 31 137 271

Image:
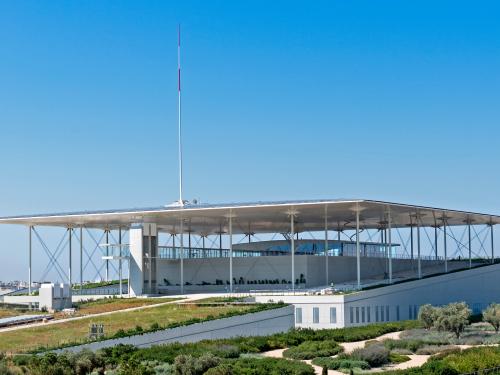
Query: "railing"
157 245 443 261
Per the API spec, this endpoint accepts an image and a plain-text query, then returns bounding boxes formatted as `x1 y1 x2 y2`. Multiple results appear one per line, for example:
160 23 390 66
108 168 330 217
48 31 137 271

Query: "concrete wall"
254 263 500 329
56 305 294 353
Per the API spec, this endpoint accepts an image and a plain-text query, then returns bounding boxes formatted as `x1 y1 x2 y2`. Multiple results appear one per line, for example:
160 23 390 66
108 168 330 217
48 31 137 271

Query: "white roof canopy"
0 199 498 235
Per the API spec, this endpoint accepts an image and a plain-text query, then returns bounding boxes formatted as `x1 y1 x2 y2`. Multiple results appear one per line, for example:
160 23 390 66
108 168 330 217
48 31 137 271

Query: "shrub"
439 346 500 373
172 353 220 375
208 357 315 375
350 344 390 367
283 340 342 360
311 357 370 370
483 303 500 332
434 302 471 339
416 345 459 355
389 352 411 364
383 338 424 353
419 304 438 329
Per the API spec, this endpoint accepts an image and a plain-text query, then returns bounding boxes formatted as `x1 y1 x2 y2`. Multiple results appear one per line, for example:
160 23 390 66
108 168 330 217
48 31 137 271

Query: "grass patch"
0 302 272 353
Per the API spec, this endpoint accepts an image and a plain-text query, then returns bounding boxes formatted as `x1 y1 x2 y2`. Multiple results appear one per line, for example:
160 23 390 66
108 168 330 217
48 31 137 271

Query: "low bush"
384 338 425 353
415 345 459 355
283 340 342 360
439 346 500 373
350 344 390 367
311 357 370 370
206 357 315 375
172 353 220 375
389 352 411 364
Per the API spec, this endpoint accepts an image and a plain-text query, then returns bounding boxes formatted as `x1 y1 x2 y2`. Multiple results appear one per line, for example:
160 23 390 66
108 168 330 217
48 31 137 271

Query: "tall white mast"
177 24 184 205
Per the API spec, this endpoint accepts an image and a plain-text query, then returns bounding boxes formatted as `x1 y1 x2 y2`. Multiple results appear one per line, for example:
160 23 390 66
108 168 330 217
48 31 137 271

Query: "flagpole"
177 24 184 206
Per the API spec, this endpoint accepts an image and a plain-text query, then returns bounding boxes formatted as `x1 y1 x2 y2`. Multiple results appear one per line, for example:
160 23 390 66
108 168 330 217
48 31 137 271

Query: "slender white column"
434 225 438 260
444 219 448 272
119 228 122 298
80 227 83 292
180 218 184 294
105 230 109 282
68 228 72 286
28 226 32 297
388 209 392 284
229 212 233 293
410 225 414 260
148 230 152 294
468 222 472 269
491 224 495 264
417 220 422 279
356 208 361 289
291 213 295 292
324 205 329 286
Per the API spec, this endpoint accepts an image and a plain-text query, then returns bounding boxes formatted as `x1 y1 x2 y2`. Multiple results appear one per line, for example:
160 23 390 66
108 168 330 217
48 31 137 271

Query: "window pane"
356 307 360 323
367 306 371 323
313 307 319 324
330 307 337 324
361 307 365 323
296 307 302 324
350 307 354 323
386 306 390 321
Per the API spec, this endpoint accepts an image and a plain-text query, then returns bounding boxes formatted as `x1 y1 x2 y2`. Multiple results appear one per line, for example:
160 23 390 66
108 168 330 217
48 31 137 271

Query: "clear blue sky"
0 1 499 281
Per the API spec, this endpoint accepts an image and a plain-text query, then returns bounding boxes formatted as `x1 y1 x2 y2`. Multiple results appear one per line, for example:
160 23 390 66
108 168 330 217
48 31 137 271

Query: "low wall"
55 305 294 353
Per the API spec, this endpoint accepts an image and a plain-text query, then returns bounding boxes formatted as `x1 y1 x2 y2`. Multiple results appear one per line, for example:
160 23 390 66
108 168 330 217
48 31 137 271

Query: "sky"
0 1 499 281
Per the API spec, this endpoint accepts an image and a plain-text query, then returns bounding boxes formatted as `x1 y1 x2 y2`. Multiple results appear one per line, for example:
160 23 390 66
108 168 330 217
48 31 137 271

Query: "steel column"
229 212 233 293
105 230 109 281
80 227 83 292
410 225 414 260
468 222 472 269
28 226 32 297
356 207 361 289
68 228 72 286
324 205 329 286
417 220 421 279
434 225 438 260
290 213 295 292
388 209 392 284
491 224 495 264
444 219 448 272
180 218 184 294
119 228 122 297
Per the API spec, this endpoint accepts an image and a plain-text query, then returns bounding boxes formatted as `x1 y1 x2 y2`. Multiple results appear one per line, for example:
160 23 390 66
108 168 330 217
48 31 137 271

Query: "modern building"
0 198 498 327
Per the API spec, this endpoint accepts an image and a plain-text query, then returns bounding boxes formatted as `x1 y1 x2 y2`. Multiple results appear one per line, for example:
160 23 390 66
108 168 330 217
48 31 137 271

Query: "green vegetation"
283 340 342 360
311 357 370 370
417 302 471 339
75 279 127 290
350 344 391 367
0 302 281 353
483 303 500 332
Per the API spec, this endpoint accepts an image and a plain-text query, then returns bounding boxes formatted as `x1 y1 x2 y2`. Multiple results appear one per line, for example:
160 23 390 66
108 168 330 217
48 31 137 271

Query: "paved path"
262 331 433 375
0 294 216 333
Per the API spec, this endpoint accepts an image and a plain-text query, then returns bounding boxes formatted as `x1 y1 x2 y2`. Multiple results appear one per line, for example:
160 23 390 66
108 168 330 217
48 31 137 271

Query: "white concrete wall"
255 263 500 329
56 305 294 353
129 225 144 297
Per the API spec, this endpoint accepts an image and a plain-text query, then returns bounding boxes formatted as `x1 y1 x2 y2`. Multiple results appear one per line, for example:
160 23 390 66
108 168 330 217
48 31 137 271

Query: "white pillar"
28 226 32 296
444 219 448 273
80 227 83 292
388 209 392 284
229 211 233 293
417 220 422 279
434 225 438 260
119 228 123 298
68 228 72 286
105 230 109 282
148 232 152 294
356 207 361 289
290 213 295 292
324 205 329 286
491 224 495 264
468 222 472 269
180 218 184 294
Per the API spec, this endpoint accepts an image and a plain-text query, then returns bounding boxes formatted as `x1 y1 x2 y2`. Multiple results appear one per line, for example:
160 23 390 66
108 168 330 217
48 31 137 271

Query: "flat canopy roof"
0 199 498 235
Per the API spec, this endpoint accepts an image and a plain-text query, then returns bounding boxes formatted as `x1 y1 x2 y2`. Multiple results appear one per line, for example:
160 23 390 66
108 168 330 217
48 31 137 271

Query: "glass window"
414 305 418 320
361 307 365 323
295 307 302 324
375 306 379 322
313 307 320 324
330 307 337 324
409 305 413 320
350 307 354 323
381 306 385 322
386 306 390 321
356 307 360 323
396 305 400 321
367 306 371 323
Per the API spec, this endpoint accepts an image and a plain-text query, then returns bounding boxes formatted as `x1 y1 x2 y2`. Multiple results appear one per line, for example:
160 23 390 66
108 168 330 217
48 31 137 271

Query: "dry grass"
0 302 256 353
